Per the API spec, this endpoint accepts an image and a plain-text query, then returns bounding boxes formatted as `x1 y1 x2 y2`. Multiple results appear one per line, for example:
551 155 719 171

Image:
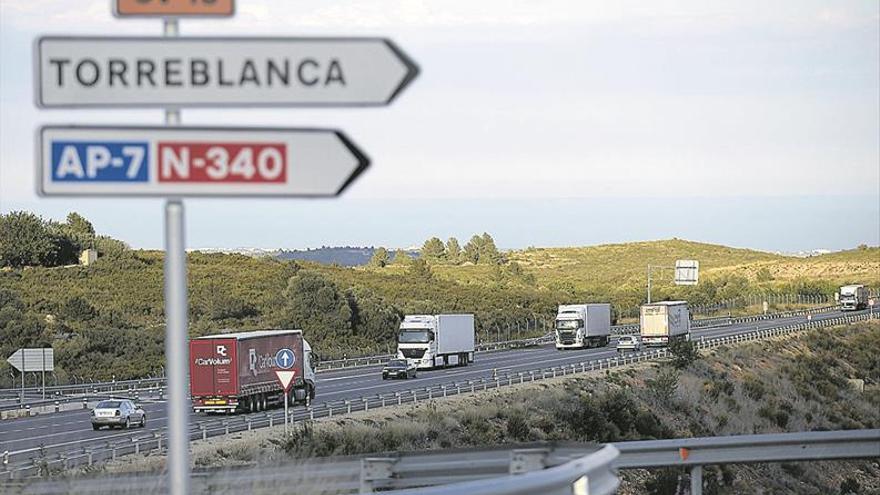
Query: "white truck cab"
555 304 612 350
397 314 475 369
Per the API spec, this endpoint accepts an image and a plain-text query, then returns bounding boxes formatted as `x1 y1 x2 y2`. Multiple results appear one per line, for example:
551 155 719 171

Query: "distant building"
79 249 98 266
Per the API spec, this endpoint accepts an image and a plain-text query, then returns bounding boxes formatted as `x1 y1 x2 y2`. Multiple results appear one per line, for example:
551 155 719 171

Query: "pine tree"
463 235 483 264
392 249 411 265
368 247 390 267
446 237 462 264
420 237 446 262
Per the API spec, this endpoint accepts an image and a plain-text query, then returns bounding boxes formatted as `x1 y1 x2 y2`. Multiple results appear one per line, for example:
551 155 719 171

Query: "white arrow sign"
274 370 296 393
36 37 419 108
7 348 54 372
37 126 369 197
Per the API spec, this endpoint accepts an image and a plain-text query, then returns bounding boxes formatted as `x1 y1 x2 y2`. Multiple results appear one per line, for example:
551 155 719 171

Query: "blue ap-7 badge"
51 141 149 182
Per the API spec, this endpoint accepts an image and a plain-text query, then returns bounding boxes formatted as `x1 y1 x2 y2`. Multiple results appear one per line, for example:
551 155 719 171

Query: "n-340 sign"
36 37 418 107
38 126 369 197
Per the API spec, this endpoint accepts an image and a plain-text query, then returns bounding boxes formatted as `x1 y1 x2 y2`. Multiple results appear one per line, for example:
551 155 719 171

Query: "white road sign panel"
36 37 419 108
38 126 369 197
274 370 296 393
7 348 54 372
674 259 699 285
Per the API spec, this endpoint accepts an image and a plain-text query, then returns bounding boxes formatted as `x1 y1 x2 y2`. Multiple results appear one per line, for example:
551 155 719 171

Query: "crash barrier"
4 430 876 494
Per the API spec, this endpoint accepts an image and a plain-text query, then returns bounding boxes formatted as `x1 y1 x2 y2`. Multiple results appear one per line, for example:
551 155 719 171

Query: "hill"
1 209 877 383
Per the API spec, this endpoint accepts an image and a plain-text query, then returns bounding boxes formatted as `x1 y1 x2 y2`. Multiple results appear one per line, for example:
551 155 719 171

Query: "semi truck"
555 303 612 350
839 285 868 311
397 314 475 369
189 329 316 414
640 301 690 347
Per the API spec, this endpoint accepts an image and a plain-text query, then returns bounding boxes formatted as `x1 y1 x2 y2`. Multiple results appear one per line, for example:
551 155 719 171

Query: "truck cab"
397 314 475 370
839 285 868 311
555 304 611 350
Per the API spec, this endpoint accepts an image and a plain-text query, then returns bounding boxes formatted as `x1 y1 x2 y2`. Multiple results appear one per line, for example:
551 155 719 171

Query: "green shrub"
668 339 699 369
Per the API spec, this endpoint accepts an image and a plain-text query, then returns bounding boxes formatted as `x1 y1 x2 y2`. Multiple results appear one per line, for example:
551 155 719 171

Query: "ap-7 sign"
38 126 369 197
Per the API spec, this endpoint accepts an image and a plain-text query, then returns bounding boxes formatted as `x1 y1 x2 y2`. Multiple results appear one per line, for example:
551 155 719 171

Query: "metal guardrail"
4 430 876 495
612 429 880 495
3 310 875 479
1 443 620 495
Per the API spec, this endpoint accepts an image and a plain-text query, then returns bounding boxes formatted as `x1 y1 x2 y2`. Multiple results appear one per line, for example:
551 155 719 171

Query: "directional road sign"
275 348 295 370
36 37 419 108
674 260 699 286
7 348 54 372
274 370 296 393
114 0 235 17
37 126 369 197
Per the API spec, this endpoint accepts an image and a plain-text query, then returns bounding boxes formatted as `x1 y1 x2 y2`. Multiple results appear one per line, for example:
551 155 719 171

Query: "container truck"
555 303 611 350
189 329 316 414
839 285 868 311
397 314 475 370
640 301 690 347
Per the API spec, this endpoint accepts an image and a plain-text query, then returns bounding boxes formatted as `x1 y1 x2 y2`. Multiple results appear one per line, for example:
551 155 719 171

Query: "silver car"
616 335 642 353
91 399 146 430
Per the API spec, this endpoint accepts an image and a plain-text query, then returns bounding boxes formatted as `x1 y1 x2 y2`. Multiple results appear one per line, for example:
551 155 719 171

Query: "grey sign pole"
41 349 46 399
162 17 190 495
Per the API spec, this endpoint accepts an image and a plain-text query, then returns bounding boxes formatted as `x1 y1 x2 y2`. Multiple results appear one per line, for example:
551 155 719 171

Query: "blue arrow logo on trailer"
275 348 295 370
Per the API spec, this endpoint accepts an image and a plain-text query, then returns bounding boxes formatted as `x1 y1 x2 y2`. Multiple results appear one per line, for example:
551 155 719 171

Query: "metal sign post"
274 369 296 435
160 17 191 495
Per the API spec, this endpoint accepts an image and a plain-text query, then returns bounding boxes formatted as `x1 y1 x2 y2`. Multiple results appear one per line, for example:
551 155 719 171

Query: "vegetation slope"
0 210 877 384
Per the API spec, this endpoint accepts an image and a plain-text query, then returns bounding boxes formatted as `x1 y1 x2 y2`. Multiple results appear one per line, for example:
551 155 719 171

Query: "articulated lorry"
189 329 315 414
640 301 690 347
839 285 868 311
555 303 611 350
397 314 475 369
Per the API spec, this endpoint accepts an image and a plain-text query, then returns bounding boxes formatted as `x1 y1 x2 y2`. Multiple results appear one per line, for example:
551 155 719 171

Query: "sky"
1 0 878 251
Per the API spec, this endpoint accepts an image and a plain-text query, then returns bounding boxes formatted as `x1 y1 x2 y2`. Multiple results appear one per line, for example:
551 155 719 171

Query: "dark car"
382 359 418 380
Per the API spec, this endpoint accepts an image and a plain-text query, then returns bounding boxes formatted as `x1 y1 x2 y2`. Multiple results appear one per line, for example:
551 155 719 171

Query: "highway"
0 306 874 470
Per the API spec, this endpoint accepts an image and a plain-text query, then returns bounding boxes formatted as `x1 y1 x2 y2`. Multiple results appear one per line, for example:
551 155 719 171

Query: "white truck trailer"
555 304 612 350
640 301 690 347
839 285 868 311
397 314 475 369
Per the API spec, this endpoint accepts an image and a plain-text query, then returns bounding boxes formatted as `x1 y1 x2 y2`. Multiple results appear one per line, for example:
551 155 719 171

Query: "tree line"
0 211 128 268
368 232 503 267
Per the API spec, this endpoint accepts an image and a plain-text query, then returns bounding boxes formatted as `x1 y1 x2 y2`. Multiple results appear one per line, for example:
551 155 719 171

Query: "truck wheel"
92 424 100 431
260 394 267 411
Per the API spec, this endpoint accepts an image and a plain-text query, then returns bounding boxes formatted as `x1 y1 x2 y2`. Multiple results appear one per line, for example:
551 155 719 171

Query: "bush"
505 411 530 441
840 477 861 494
645 468 683 495
647 368 680 403
668 339 699 369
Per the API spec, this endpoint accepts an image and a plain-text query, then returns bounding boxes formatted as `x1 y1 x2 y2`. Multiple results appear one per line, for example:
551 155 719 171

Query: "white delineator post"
162 16 190 495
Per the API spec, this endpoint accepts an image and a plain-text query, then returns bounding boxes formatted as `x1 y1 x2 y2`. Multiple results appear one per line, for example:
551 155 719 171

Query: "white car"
616 335 642 353
91 399 146 430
